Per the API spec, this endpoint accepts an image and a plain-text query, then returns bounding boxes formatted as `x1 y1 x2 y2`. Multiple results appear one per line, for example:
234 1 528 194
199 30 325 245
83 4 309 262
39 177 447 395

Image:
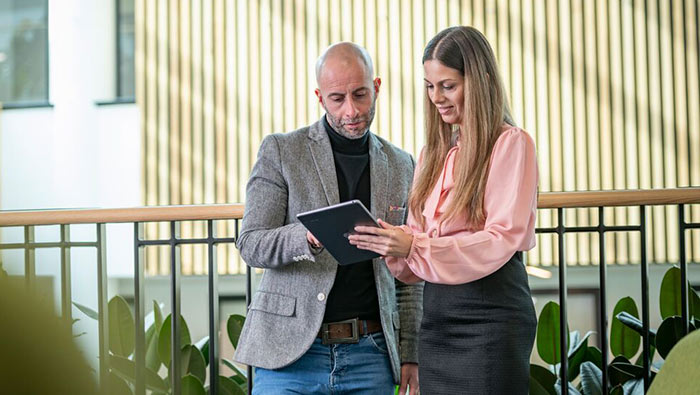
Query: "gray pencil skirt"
418 252 537 394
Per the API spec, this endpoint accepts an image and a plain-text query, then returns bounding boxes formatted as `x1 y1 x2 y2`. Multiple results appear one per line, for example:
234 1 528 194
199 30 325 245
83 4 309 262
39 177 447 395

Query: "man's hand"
399 363 419 395
306 231 323 249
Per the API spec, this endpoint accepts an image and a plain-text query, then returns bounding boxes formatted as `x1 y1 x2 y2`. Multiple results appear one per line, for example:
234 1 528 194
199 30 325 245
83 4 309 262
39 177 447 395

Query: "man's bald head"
315 42 374 85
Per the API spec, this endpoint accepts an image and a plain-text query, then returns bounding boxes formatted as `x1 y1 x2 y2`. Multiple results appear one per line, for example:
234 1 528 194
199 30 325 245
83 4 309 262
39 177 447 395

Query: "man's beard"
325 101 377 140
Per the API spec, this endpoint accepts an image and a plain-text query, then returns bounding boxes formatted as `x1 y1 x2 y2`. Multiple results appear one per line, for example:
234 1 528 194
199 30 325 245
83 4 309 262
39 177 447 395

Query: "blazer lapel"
307 119 340 206
369 133 388 221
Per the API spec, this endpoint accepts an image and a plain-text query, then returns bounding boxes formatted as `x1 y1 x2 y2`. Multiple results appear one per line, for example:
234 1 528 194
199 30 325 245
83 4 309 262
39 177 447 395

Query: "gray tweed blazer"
233 118 423 383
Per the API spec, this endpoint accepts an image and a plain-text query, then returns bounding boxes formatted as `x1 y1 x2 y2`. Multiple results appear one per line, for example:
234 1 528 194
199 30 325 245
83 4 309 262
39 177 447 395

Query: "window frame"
114 0 135 102
0 0 51 108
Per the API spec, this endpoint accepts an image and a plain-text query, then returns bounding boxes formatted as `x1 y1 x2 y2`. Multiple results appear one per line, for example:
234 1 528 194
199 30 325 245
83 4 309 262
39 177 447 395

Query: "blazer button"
317 293 326 301
431 229 438 237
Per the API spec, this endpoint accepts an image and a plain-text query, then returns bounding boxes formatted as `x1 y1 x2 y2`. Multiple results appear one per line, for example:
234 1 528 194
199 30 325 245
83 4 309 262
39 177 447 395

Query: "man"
234 42 422 394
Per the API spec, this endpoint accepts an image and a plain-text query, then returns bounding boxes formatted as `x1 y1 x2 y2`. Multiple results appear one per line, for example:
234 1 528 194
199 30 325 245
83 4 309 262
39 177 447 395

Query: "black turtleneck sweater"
322 116 380 323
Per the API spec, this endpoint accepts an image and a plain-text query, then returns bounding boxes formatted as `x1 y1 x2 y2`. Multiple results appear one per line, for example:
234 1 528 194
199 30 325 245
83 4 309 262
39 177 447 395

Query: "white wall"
0 0 140 372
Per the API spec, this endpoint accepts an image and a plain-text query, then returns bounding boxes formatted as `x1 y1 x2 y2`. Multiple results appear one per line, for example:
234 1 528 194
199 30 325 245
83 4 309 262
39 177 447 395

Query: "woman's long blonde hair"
409 26 514 228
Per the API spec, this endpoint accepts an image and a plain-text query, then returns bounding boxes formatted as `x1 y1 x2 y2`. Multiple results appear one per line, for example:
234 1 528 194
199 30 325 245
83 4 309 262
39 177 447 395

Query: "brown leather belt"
318 318 383 345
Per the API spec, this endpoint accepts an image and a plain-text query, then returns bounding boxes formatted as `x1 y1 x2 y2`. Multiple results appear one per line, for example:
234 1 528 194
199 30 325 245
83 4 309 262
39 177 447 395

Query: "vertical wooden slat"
294 0 307 127
687 0 700 261
169 0 180 207
225 0 239 273
213 0 228 272
634 0 653 261
180 0 193 274
203 0 216 208
571 0 590 265
660 0 679 264
584 0 601 264
388 0 402 144
622 0 640 265
144 0 159 273
648 0 667 263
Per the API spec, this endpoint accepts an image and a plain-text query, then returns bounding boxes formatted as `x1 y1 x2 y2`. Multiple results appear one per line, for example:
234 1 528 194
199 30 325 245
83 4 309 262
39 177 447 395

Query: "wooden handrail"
0 188 698 226
536 187 700 209
0 204 245 226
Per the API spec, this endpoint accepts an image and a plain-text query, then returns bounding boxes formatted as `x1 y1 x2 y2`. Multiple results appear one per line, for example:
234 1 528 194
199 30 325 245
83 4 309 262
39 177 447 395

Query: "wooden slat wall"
136 0 700 274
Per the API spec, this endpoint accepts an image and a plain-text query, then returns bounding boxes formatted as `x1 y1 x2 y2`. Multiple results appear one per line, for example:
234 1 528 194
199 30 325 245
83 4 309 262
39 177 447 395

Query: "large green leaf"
691 287 700 320
153 301 164 332
567 331 593 380
610 297 640 358
658 266 700 319
223 358 248 384
583 346 603 369
622 378 644 395
615 311 657 346
530 379 552 395
530 364 556 395
181 375 206 395
537 302 568 365
607 360 643 388
180 344 207 383
109 296 135 357
227 314 245 349
194 336 209 366
109 354 169 393
145 323 161 371
579 361 602 395
554 378 581 395
219 376 247 395
158 314 192 367
72 301 99 320
656 316 687 359
108 371 133 395
609 385 623 395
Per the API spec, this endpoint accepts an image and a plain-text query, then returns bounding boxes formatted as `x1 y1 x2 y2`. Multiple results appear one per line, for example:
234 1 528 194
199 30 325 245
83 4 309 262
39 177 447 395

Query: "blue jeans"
252 332 395 394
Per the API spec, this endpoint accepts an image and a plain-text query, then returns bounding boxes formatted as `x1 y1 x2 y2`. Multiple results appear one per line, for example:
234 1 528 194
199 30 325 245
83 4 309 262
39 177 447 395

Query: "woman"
349 26 538 394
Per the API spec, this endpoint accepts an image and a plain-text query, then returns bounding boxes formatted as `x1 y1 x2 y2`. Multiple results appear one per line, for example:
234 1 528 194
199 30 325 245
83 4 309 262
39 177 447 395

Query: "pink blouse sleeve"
393 129 538 285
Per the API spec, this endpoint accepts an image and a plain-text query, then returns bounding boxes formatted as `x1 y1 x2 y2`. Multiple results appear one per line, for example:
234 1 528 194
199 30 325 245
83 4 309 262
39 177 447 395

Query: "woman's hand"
348 219 413 258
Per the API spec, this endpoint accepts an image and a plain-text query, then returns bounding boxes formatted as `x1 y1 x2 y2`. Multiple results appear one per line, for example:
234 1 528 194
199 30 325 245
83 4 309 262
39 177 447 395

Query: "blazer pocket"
385 207 407 225
249 291 296 317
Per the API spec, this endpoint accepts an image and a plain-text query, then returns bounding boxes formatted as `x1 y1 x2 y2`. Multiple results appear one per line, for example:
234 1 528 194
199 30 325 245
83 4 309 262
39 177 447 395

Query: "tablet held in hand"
297 200 380 265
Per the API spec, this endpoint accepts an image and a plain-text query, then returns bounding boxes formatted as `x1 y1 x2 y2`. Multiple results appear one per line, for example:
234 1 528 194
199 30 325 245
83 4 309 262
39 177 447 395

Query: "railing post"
170 221 182 395
207 220 219 394
640 206 650 390
678 204 689 336
598 208 608 394
97 223 110 394
134 222 146 395
24 225 35 291
60 224 72 321
557 208 568 393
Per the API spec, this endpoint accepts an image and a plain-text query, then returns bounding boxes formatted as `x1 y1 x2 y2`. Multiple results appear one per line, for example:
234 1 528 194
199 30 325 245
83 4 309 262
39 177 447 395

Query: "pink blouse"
385 125 539 285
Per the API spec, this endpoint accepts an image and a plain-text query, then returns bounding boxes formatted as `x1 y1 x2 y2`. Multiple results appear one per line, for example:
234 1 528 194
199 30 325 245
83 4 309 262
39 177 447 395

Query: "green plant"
530 266 700 395
73 296 247 394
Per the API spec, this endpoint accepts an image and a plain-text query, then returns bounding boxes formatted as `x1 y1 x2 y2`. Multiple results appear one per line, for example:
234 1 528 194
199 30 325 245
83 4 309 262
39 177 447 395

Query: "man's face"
315 59 380 139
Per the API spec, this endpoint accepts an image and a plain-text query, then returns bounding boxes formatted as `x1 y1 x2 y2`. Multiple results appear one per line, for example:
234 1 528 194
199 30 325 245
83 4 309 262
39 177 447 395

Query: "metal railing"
0 188 698 394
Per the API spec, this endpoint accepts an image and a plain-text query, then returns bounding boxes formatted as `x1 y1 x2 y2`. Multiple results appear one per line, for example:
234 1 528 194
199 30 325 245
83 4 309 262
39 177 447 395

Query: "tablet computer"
296 200 380 265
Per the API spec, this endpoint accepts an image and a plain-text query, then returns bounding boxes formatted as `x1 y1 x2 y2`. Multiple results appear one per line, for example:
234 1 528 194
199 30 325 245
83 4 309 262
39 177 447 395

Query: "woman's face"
423 59 465 126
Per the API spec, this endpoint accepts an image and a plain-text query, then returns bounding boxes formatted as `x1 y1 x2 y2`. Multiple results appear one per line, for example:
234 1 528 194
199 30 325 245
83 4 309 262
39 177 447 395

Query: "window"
116 0 134 99
0 0 49 104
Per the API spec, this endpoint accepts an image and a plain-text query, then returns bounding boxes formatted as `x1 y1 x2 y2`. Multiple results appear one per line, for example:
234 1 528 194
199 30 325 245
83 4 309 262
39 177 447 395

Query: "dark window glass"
0 0 49 104
117 0 134 98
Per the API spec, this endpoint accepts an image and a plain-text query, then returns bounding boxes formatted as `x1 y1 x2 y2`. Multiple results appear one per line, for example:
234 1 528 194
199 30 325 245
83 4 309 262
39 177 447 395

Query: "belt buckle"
321 318 360 345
